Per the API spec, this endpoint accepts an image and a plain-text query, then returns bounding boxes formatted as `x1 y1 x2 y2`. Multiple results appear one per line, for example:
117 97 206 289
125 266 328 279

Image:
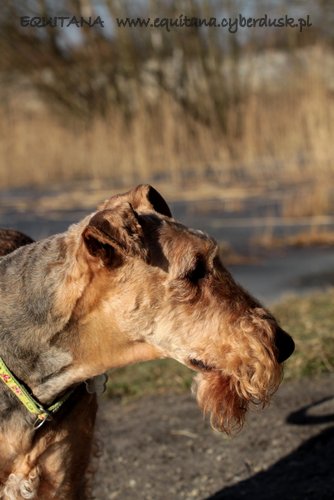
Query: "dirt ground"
92 374 334 500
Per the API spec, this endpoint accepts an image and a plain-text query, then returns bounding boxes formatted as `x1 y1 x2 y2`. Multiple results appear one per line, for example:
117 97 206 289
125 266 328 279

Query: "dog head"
80 185 294 433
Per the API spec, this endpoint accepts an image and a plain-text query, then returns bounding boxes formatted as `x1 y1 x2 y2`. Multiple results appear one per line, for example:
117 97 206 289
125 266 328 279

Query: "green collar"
0 356 73 429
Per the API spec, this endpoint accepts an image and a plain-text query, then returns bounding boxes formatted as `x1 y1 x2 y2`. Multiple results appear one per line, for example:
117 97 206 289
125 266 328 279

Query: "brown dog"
0 185 294 499
0 230 98 499
0 229 33 255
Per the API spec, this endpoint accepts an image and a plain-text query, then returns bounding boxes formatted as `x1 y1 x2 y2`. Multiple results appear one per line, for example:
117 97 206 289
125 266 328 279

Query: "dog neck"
0 230 162 411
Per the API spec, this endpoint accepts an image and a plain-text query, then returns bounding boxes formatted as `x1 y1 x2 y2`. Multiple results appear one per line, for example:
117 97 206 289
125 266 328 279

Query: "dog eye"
186 257 207 283
189 358 214 371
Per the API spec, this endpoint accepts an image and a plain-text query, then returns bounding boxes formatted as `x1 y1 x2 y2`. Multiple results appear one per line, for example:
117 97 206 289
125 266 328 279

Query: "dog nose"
275 326 295 363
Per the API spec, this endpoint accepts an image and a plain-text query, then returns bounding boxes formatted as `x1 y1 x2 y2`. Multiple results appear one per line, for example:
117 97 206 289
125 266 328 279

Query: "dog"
0 229 34 255
0 185 294 499
0 230 99 499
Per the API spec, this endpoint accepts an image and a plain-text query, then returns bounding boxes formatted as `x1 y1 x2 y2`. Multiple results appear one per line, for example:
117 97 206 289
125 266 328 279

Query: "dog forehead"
158 219 217 256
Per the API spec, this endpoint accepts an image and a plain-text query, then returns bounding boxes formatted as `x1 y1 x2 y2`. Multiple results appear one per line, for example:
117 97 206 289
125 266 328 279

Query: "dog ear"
82 203 147 266
99 184 172 218
132 184 172 217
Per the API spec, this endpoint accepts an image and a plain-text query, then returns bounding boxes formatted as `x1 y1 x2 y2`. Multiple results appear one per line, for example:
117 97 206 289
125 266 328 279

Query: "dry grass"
0 93 226 188
282 183 334 218
274 289 334 379
254 226 334 249
1 65 334 194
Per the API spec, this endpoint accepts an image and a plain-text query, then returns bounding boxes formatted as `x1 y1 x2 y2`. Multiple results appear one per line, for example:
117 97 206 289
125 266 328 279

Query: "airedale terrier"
0 185 294 499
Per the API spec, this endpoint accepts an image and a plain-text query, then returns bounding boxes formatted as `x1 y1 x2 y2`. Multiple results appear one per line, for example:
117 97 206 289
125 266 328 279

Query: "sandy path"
92 374 334 500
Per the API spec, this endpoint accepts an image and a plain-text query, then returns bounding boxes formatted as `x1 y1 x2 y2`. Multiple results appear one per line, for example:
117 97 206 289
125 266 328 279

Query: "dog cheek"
192 372 248 435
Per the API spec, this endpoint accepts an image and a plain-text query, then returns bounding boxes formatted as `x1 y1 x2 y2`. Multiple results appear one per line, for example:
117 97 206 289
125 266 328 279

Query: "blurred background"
1 0 334 191
0 0 333 394
1 2 334 498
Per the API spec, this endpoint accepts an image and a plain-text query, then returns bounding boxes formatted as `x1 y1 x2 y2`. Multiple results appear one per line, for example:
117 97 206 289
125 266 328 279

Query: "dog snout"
275 326 295 363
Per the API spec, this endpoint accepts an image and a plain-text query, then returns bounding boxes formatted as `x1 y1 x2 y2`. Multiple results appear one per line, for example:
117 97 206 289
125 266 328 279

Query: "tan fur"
0 186 294 498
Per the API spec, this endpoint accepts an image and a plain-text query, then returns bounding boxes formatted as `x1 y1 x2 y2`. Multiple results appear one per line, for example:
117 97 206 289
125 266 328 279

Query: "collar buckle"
33 410 52 430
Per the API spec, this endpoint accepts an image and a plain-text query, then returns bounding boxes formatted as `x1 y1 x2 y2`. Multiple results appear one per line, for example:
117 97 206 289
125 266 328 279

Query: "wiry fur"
0 231 97 500
194 309 282 434
2 469 40 500
0 186 294 498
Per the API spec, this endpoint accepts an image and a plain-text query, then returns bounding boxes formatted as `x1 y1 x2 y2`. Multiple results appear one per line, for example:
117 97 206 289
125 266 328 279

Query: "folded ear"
82 203 147 266
133 184 172 217
99 184 172 218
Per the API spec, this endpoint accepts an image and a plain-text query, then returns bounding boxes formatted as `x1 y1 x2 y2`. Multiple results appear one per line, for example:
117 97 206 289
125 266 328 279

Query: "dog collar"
0 356 73 429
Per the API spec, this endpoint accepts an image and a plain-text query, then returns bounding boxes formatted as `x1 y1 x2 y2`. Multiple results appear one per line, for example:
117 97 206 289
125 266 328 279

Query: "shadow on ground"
206 397 334 500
